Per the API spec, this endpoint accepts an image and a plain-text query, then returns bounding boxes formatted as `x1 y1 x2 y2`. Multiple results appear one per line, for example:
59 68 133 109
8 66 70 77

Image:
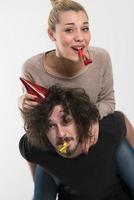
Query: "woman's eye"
65 28 73 33
82 27 89 32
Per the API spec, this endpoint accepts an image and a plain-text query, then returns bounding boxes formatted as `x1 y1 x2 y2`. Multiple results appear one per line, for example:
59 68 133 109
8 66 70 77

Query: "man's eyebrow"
64 22 89 26
48 119 52 123
62 113 72 119
48 118 54 123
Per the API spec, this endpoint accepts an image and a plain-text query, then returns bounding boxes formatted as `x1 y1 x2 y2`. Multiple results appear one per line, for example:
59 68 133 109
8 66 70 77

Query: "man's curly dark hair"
23 85 100 150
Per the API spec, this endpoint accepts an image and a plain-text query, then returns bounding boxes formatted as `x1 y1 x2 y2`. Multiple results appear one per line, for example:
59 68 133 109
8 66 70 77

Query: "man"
19 85 133 200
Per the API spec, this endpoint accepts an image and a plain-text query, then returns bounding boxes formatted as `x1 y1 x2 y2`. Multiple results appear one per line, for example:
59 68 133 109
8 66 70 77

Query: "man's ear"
48 29 56 41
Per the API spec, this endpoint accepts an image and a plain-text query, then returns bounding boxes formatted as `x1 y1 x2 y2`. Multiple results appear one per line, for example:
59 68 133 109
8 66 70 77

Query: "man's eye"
49 124 55 129
63 116 73 125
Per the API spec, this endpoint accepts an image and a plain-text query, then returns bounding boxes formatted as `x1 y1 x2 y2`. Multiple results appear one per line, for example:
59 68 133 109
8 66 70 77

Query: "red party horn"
78 49 92 65
20 77 49 102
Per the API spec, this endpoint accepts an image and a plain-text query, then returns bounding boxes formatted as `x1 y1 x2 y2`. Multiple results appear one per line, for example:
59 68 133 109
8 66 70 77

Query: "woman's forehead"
58 10 88 25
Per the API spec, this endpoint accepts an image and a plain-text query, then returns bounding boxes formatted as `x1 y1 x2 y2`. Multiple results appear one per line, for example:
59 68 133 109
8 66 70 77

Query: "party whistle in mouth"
20 77 49 102
59 141 68 154
78 49 92 65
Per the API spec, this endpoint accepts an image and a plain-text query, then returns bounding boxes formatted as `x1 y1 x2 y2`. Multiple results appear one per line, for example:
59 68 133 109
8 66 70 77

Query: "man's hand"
81 122 99 154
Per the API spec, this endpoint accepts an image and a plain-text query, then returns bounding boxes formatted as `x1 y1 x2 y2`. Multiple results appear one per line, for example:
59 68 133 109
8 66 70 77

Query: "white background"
0 0 134 199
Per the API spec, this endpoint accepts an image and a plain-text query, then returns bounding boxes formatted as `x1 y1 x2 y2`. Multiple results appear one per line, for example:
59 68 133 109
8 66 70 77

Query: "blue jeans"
34 165 58 200
116 138 134 192
34 139 134 199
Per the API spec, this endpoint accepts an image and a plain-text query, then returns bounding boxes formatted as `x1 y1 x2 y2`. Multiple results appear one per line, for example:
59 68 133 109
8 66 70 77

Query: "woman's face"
49 11 91 62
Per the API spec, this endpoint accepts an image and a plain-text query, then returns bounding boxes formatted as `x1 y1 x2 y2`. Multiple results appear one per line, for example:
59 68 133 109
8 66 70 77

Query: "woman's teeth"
72 47 83 51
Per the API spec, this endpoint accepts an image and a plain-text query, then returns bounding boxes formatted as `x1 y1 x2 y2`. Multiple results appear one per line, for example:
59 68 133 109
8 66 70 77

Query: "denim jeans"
116 138 134 192
34 139 134 199
34 165 58 200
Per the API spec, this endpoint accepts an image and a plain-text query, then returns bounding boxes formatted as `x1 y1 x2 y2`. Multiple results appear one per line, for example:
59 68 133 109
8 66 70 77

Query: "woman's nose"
74 30 84 42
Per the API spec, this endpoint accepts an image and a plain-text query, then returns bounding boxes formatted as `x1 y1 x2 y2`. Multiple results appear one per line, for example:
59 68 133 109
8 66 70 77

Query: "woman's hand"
18 93 39 112
81 122 99 154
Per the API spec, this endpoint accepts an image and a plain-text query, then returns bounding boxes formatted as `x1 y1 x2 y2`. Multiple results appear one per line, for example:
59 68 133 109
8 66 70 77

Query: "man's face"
47 105 79 157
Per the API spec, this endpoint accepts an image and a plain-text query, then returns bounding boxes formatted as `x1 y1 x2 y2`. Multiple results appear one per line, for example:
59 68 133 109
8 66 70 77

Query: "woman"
18 0 134 199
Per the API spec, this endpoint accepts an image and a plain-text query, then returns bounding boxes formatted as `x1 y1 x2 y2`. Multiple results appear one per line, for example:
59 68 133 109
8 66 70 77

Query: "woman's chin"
68 56 80 63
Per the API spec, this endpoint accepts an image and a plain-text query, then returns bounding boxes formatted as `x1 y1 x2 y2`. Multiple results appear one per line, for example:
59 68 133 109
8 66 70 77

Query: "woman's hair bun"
50 0 63 7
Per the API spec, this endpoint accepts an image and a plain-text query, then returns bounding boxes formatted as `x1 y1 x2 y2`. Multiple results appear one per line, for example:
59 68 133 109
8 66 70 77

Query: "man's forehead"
52 105 64 113
49 105 64 120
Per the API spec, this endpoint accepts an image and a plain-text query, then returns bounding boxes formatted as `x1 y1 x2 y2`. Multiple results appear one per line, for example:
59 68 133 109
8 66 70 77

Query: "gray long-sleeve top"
21 46 115 118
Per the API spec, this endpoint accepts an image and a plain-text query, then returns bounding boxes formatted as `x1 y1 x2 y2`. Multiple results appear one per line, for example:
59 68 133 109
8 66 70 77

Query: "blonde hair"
48 0 88 31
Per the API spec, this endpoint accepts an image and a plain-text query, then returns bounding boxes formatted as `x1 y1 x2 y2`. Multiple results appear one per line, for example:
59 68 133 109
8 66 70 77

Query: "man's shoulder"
19 134 51 163
101 111 126 142
112 111 126 136
102 111 125 126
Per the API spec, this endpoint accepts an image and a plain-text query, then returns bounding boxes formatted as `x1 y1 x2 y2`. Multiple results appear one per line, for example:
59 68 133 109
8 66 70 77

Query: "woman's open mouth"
71 46 84 54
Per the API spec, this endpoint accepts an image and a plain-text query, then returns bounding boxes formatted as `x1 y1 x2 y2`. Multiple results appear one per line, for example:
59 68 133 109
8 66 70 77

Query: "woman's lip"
71 48 83 55
71 47 88 56
72 47 84 51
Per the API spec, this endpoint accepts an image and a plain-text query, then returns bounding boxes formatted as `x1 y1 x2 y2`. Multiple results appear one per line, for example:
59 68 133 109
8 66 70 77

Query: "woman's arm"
124 115 134 148
116 114 134 192
96 50 115 118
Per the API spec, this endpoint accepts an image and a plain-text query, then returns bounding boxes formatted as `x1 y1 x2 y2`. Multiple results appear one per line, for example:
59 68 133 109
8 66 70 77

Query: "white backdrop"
0 0 134 199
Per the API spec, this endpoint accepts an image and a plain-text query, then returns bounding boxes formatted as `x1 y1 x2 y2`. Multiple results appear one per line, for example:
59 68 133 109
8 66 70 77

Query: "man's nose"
57 125 66 138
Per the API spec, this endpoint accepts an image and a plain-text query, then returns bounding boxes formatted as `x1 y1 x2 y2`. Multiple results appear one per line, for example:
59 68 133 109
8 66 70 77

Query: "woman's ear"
48 29 56 41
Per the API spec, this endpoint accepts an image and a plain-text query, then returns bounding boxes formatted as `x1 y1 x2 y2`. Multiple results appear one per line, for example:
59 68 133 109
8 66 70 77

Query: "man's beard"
56 136 79 157
65 143 79 157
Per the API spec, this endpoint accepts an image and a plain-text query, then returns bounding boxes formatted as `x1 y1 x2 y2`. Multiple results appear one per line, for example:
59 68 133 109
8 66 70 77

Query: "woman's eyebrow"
64 21 89 26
